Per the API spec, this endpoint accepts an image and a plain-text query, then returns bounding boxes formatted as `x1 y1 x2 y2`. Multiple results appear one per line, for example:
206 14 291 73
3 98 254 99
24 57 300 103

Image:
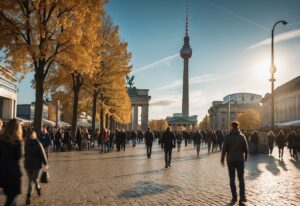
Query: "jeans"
101 140 108 152
146 144 152 158
26 169 41 196
227 161 245 199
164 148 172 166
196 143 201 155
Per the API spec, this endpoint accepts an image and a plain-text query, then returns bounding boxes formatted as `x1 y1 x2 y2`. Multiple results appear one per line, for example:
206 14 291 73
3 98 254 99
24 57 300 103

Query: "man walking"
221 121 248 204
162 127 175 168
144 128 154 158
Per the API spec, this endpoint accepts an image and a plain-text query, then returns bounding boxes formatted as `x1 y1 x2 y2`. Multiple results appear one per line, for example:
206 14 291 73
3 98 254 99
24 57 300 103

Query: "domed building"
208 93 262 130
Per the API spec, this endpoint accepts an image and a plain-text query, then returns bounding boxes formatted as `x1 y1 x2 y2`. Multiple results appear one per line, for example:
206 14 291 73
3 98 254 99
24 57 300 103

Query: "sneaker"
165 165 168 168
168 164 172 167
37 187 41 196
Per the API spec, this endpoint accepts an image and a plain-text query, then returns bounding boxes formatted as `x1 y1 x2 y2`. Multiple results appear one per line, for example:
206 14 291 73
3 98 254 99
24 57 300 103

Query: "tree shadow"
119 180 180 198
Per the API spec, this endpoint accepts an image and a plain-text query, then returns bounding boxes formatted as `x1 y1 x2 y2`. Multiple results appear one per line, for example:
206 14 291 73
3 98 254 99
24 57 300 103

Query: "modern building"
17 103 49 121
166 4 198 129
0 65 17 121
261 76 300 127
208 93 262 130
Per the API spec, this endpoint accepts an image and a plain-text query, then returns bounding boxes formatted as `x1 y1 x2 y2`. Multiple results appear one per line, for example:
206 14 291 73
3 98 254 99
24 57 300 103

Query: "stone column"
141 104 149 131
133 104 139 131
297 95 300 120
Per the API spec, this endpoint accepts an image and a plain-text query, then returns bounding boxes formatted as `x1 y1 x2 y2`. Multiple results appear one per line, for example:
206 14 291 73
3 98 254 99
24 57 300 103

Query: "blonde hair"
0 119 23 142
27 130 37 140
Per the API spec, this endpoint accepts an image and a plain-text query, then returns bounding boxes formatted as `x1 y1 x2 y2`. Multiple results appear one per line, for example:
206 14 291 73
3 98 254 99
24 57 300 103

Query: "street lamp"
270 20 287 130
228 96 235 131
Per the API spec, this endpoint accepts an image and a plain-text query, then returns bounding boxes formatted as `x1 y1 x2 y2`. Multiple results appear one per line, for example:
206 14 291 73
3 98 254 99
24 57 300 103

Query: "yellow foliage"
237 109 261 130
149 119 168 132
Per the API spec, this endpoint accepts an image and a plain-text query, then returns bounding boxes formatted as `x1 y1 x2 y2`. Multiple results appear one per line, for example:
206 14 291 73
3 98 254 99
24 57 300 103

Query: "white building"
261 76 300 127
208 93 262 130
0 66 17 121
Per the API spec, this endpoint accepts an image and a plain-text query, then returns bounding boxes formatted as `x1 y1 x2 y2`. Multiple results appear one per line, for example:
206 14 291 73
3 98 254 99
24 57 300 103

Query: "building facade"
17 103 49 121
208 93 262 130
261 76 300 127
0 66 17 121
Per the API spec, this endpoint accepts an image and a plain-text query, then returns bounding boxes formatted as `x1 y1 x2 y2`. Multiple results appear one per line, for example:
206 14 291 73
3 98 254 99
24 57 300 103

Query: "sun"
252 53 286 84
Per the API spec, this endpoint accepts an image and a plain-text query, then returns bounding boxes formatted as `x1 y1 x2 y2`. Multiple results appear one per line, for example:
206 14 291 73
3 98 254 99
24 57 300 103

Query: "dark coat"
144 131 154 145
194 132 202 144
162 131 175 149
38 133 52 148
221 129 249 162
276 133 286 148
24 139 47 169
0 138 22 195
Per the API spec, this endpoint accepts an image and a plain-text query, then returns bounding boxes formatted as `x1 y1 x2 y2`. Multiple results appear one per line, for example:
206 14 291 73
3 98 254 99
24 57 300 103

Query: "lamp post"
228 96 235 131
270 20 287 130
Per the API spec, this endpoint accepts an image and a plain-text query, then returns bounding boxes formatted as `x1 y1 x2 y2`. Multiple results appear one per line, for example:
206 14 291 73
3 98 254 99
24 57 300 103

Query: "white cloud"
154 73 231 91
131 53 179 74
247 29 300 50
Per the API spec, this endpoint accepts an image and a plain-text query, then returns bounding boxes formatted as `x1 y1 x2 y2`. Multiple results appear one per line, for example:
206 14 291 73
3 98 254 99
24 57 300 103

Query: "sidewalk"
0 143 299 206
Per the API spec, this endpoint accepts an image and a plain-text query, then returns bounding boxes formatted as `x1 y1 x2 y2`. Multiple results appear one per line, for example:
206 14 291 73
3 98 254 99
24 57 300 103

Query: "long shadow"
289 159 300 169
119 180 179 198
245 155 282 180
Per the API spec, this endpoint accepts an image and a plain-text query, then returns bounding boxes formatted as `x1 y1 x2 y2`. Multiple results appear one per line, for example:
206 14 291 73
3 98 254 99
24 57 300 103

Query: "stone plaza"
1 143 299 206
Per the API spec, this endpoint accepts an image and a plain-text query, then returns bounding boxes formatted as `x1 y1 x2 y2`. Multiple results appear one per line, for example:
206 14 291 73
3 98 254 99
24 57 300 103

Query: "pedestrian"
207 130 212 153
176 131 183 152
131 131 137 147
76 127 83 151
287 131 298 160
38 127 52 159
216 130 224 150
24 130 48 205
144 128 154 158
267 131 275 155
0 119 23 206
120 129 127 151
221 121 248 204
162 127 176 168
194 130 202 156
276 130 285 159
115 129 121 151
250 131 259 155
54 128 62 152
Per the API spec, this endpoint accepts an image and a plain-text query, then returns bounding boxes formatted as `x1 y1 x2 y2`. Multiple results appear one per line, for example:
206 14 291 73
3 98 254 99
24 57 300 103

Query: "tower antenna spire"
185 0 189 36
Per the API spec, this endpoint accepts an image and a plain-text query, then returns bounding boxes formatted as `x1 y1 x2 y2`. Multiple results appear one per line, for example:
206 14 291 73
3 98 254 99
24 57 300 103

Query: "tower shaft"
182 59 189 117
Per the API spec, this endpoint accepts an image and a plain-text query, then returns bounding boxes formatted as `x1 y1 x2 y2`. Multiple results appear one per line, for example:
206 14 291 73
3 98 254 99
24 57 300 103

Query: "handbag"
40 171 50 183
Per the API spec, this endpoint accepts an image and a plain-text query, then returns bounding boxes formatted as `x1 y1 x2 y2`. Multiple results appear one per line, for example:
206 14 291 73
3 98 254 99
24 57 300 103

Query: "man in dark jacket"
144 128 154 158
162 127 175 168
221 121 248 204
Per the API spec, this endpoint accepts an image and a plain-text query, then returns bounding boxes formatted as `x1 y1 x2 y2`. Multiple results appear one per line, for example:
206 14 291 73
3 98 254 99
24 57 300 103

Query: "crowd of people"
0 117 300 205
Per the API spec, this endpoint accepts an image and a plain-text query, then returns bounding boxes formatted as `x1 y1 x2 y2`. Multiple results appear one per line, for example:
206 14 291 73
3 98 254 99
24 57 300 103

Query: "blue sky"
17 0 300 121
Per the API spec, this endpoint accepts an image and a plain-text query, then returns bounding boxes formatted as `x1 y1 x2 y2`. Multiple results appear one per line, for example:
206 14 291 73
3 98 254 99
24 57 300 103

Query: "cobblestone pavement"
1 142 300 206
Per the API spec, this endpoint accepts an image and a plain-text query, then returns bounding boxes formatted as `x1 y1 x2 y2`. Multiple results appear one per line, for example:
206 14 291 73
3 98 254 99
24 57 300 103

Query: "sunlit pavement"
1 142 300 206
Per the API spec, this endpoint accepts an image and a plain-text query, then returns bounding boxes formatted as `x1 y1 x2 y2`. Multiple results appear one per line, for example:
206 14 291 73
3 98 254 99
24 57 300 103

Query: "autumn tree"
237 109 262 130
149 119 168 132
0 0 105 134
84 15 131 133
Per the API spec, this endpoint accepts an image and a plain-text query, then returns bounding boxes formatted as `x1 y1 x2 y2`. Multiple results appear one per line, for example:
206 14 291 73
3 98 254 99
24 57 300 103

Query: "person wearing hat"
221 121 248 204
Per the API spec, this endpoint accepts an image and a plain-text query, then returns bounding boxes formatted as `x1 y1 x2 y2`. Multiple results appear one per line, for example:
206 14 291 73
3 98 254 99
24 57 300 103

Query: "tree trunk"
105 113 109 129
92 90 98 135
71 72 84 140
71 87 79 139
100 107 104 132
34 71 44 137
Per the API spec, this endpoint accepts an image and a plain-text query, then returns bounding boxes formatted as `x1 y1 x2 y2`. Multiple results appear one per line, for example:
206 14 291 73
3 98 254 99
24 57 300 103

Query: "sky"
17 0 300 122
